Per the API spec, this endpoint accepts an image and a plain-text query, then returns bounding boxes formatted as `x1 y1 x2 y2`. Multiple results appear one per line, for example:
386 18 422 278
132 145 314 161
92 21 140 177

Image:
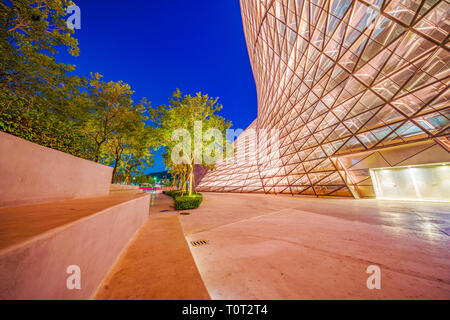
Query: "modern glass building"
197 0 450 201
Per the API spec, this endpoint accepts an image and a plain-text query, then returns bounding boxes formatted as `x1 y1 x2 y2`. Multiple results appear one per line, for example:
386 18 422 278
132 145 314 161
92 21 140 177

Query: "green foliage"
85 74 157 183
163 191 203 210
135 174 156 186
0 0 82 111
85 73 157 185
0 94 95 158
1 1 235 190
0 0 92 157
0 1 158 185
163 190 182 198
157 89 232 195
174 195 203 210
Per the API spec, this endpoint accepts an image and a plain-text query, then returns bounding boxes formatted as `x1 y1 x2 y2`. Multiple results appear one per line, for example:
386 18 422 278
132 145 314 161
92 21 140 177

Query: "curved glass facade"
198 0 449 197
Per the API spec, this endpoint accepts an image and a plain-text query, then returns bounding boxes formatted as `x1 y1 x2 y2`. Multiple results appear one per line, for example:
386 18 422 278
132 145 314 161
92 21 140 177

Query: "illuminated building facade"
197 0 450 201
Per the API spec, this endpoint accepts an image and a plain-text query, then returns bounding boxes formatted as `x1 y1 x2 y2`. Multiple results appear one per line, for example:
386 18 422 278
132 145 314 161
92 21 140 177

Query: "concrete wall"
110 184 140 192
0 132 113 208
0 194 150 300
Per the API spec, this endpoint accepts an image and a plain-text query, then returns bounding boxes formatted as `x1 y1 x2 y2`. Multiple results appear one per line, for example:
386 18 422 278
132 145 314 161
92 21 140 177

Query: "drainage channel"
190 240 209 247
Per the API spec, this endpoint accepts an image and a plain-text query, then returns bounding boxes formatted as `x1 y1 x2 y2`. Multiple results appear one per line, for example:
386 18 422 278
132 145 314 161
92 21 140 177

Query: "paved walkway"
94 193 210 300
177 192 450 299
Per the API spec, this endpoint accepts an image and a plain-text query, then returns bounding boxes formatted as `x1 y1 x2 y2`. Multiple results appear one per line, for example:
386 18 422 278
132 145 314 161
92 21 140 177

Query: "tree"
0 0 82 112
0 0 158 182
115 147 154 185
157 89 232 195
0 0 94 158
148 175 156 185
102 120 156 184
84 73 142 162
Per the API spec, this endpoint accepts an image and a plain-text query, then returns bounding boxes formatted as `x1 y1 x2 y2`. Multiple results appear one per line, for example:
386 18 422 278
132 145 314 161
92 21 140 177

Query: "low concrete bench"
0 192 150 300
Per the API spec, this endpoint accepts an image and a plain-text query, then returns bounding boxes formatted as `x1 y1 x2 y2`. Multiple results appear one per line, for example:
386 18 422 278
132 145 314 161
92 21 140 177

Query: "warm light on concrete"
180 192 450 299
0 132 113 207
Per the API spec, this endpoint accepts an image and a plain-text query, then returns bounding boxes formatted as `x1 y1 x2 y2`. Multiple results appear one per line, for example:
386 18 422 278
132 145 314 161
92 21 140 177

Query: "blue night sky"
59 1 257 173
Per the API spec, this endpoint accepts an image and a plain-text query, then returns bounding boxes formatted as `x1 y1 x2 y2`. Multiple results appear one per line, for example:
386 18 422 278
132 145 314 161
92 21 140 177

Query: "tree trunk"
172 175 179 191
111 157 119 183
189 166 193 196
94 142 102 163
181 168 187 195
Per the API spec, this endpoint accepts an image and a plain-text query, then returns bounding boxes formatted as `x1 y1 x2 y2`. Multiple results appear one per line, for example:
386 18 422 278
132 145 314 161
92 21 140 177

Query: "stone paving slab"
94 215 210 300
180 192 450 300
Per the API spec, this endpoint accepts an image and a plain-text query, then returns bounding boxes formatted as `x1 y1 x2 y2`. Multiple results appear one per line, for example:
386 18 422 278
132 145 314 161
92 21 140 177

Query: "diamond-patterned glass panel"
197 0 449 197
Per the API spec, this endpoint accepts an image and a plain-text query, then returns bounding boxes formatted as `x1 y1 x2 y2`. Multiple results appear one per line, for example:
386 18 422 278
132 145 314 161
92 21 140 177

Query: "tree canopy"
0 0 158 184
157 89 232 195
0 0 82 113
1 1 233 187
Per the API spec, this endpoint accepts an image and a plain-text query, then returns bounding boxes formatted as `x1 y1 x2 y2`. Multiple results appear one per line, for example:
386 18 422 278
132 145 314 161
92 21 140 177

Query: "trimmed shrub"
163 190 183 198
174 194 203 210
163 190 203 210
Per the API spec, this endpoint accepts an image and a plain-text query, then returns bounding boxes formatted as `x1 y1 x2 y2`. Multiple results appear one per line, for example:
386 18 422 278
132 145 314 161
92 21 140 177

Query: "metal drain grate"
190 240 209 247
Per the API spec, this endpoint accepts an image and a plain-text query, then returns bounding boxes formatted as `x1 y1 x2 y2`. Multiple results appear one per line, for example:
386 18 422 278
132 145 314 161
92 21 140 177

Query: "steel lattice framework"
197 0 450 197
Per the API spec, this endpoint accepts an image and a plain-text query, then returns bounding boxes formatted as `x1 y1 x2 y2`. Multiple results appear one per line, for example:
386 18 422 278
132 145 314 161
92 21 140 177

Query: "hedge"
0 100 95 160
163 190 203 210
163 190 182 198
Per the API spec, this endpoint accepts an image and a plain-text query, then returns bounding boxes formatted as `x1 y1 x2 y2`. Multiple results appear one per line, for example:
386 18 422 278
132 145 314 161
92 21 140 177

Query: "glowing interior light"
370 163 450 202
